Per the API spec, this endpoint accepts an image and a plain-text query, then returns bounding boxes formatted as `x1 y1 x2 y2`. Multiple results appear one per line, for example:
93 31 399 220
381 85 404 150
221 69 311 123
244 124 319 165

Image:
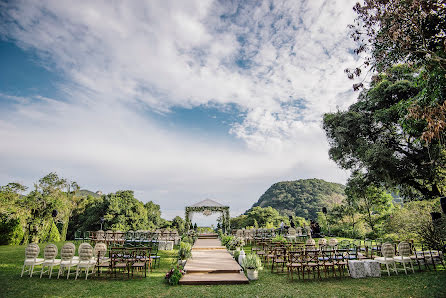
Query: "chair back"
318 238 327 247
43 244 58 260
288 227 296 236
25 243 40 259
397 242 411 257
381 243 395 258
78 243 94 261
306 238 316 246
328 238 338 247
61 242 76 260
94 242 108 259
96 230 105 240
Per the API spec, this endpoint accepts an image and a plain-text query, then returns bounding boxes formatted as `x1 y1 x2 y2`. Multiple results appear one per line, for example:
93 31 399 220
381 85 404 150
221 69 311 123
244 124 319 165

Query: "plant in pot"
242 253 263 281
178 242 192 266
232 237 245 251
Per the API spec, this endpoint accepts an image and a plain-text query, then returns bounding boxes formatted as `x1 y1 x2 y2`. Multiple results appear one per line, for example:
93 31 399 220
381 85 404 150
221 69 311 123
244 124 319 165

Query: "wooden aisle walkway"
179 235 249 285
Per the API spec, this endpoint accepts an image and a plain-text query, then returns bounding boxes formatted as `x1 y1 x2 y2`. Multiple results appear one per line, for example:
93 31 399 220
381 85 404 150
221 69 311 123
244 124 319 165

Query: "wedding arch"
185 199 230 233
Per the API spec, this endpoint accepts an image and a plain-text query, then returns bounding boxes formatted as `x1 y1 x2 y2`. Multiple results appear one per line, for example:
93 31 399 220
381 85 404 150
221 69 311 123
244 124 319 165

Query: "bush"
418 217 446 252
272 235 287 243
181 235 195 245
242 253 263 270
0 214 24 245
165 266 184 285
233 249 240 261
178 242 192 260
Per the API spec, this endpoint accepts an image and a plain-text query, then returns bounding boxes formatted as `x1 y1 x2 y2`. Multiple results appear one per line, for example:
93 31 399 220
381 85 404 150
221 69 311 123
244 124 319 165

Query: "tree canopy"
323 65 445 200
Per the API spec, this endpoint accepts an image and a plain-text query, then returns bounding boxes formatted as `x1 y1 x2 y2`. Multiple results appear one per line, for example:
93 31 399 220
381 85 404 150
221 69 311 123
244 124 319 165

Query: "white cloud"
0 0 357 222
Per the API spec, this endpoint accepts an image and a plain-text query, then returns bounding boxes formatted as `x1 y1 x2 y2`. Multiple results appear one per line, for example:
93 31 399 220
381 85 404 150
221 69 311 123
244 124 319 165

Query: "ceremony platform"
179 235 249 285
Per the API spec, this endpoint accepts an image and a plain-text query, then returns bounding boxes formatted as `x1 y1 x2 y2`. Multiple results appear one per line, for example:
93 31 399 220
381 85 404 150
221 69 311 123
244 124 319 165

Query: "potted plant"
242 253 263 281
178 242 192 266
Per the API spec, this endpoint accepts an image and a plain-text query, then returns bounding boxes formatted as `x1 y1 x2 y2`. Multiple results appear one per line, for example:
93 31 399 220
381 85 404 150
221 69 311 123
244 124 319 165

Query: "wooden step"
179 272 249 285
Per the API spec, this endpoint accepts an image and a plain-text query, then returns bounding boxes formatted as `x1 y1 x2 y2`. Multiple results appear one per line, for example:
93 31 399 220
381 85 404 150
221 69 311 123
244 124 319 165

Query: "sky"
0 0 360 224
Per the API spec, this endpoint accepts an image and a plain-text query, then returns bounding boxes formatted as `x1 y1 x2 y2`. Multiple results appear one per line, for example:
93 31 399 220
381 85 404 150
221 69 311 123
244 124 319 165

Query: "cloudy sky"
0 0 359 223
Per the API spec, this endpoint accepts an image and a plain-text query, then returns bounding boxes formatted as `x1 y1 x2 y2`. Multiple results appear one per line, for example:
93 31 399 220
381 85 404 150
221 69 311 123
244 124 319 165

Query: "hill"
250 178 346 220
75 189 101 198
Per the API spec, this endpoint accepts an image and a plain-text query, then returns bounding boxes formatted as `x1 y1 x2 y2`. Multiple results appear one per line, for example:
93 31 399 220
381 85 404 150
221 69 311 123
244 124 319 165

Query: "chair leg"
75 267 79 280
68 266 72 279
410 261 415 273
30 265 35 277
49 266 53 278
402 261 407 274
40 265 44 278
57 267 62 279
21 264 26 277
85 267 89 280
386 263 390 276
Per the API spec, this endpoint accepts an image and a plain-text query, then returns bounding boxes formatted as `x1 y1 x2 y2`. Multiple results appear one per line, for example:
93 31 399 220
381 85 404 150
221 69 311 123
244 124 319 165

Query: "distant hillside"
75 189 101 198
250 179 346 220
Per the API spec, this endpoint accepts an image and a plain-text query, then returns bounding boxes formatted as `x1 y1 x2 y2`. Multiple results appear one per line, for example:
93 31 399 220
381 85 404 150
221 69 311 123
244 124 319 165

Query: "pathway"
179 234 249 285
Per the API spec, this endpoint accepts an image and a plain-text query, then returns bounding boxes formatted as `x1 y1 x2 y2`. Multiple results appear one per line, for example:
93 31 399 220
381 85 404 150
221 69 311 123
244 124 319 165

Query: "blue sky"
0 0 359 224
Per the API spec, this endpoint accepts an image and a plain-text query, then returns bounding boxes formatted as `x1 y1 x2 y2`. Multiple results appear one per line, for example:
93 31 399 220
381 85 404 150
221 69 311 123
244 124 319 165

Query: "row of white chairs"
21 242 107 280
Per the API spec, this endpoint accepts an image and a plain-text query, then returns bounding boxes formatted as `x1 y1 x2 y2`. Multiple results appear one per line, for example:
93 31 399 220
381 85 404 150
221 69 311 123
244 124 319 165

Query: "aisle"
179 235 249 285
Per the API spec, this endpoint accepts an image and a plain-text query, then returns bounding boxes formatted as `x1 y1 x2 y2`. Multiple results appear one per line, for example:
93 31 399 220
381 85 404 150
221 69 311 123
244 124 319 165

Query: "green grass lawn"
1 242 445 297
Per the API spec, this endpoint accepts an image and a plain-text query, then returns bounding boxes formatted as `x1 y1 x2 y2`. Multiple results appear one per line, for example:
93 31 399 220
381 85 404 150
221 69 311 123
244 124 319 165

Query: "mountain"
75 189 102 198
250 178 346 220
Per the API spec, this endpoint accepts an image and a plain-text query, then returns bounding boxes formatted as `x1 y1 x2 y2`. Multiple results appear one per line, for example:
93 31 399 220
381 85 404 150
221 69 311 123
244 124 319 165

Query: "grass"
1 242 445 297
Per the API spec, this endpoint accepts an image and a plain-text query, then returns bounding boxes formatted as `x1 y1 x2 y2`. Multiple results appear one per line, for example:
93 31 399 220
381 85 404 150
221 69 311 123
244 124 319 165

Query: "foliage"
178 242 192 260
181 235 195 245
242 253 263 270
0 214 24 245
231 206 288 229
229 237 245 248
271 235 287 243
45 221 61 242
165 265 184 286
346 0 445 86
418 216 446 252
345 174 394 238
385 199 440 241
171 216 185 235
233 249 240 261
323 65 446 201
221 234 234 249
251 179 346 220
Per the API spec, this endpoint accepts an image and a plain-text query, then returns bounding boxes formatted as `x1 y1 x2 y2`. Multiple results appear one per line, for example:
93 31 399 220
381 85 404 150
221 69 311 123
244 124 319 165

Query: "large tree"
323 65 445 200
346 0 446 141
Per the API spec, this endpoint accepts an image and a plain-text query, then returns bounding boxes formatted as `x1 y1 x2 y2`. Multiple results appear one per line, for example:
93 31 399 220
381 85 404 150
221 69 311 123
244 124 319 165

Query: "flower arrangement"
165 265 185 285
178 242 192 260
221 235 234 248
242 253 263 270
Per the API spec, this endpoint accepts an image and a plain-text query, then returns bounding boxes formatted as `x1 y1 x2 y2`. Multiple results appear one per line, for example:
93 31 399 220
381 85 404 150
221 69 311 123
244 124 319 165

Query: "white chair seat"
374 257 395 264
42 259 61 265
78 259 96 266
394 256 411 261
60 259 79 265
24 258 45 265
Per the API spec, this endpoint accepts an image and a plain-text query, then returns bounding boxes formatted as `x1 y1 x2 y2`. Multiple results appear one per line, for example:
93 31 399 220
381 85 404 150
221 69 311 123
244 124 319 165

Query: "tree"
171 216 185 235
323 65 446 200
345 174 394 237
144 201 162 227
346 0 446 141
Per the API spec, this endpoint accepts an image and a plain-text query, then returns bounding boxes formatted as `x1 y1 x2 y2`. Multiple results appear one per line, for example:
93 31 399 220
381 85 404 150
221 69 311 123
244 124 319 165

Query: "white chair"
328 238 338 248
76 243 96 280
21 243 44 277
375 243 398 276
57 242 79 279
394 242 414 274
318 238 327 247
39 244 61 278
286 228 297 241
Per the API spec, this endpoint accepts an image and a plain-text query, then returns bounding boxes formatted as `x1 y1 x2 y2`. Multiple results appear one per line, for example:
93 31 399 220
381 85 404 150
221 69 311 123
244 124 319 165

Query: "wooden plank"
179 273 249 285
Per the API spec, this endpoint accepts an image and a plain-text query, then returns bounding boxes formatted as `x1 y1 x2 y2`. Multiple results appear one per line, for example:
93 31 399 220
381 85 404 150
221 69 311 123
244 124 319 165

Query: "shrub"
418 217 446 252
233 249 240 261
242 253 263 270
0 214 24 245
165 266 184 285
272 235 287 243
178 242 192 260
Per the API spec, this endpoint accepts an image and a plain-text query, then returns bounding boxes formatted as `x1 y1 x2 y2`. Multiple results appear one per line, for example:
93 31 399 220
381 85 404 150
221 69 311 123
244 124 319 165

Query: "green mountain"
75 189 101 198
251 179 346 220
